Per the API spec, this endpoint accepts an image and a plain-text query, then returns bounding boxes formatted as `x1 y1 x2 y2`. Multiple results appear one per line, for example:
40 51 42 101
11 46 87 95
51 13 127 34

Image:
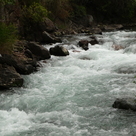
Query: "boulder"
39 18 56 32
49 45 69 56
89 37 99 45
0 54 37 75
24 49 33 59
112 98 136 111
26 42 51 60
42 31 62 43
78 40 89 50
0 64 24 89
20 17 61 43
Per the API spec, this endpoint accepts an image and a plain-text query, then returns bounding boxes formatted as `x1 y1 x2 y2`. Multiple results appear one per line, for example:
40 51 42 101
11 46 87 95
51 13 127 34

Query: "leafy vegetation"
0 0 15 5
0 23 17 54
1 0 136 53
22 2 48 23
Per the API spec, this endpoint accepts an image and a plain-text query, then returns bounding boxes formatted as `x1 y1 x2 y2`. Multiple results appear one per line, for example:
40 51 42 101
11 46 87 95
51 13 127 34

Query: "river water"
0 31 136 136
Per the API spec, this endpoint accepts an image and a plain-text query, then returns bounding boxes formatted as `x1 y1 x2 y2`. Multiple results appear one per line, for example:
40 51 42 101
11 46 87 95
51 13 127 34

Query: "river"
0 31 136 136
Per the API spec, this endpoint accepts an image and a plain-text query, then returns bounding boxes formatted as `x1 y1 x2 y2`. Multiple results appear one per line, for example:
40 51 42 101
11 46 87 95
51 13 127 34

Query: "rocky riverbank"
1 17 136 112
0 20 133 90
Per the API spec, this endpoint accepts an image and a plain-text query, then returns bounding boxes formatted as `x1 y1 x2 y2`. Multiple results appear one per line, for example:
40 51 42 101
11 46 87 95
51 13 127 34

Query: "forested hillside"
1 0 136 54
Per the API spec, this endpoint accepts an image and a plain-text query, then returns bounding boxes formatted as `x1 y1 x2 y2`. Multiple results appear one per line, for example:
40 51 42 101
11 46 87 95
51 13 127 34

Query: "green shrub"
22 2 48 23
0 23 17 54
1 0 15 5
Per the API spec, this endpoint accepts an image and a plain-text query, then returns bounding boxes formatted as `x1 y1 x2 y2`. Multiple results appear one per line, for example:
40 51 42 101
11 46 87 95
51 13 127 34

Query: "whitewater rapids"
0 31 136 136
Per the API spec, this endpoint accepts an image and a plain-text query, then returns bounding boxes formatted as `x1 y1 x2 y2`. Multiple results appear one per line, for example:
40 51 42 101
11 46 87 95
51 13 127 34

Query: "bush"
22 2 48 23
0 23 17 54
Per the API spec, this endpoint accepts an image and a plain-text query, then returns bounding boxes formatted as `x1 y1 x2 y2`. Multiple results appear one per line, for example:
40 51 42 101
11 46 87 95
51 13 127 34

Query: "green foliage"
0 0 15 5
0 23 17 54
18 0 41 6
22 2 48 23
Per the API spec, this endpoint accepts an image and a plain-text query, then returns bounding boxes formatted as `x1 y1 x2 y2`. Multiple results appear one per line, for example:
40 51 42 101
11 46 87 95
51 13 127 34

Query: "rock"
91 28 102 35
0 54 37 75
104 24 123 31
49 45 69 56
26 42 51 60
89 37 99 45
42 31 62 43
39 18 56 32
0 64 24 89
112 98 136 111
20 17 61 43
112 45 124 50
78 40 89 50
24 49 33 59
74 15 93 27
72 50 81 52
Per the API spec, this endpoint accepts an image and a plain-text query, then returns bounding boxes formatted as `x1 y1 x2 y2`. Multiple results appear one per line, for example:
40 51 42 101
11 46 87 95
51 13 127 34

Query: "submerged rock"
0 64 23 89
112 45 124 50
112 98 136 111
49 45 69 56
123 45 136 54
115 67 136 74
89 37 99 45
78 40 89 50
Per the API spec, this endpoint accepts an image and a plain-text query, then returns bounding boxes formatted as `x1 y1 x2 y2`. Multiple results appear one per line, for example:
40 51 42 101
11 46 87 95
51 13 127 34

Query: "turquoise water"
0 31 136 136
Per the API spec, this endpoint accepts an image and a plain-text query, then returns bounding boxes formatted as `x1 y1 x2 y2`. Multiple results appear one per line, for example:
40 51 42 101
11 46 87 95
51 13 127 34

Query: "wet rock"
26 42 51 60
89 37 99 45
115 66 136 74
78 40 89 50
72 50 81 53
112 45 124 50
0 54 37 75
49 45 69 56
0 64 24 89
123 45 136 54
112 98 136 111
